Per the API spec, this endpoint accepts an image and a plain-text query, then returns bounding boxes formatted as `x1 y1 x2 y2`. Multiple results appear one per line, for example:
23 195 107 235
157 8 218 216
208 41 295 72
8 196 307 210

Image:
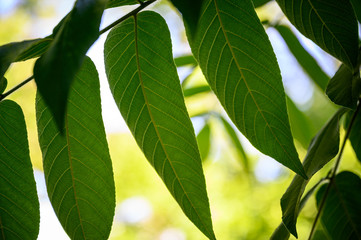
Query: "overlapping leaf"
106 0 140 8
350 0 361 22
36 57 115 240
0 100 39 240
276 0 359 70
0 77 7 94
104 11 215 239
252 0 272 8
347 110 361 163
189 0 306 178
275 25 329 90
34 0 106 131
197 122 211 161
280 108 347 238
316 171 361 239
174 55 198 67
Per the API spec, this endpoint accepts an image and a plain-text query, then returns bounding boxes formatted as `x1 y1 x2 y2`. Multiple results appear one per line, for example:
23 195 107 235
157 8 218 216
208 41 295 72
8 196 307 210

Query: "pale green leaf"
183 85 211 97
106 0 140 8
276 0 359 70
316 171 361 240
189 0 306 178
34 0 106 131
0 100 40 240
104 11 215 239
281 108 348 238
275 25 329 91
36 57 115 240
197 122 211 161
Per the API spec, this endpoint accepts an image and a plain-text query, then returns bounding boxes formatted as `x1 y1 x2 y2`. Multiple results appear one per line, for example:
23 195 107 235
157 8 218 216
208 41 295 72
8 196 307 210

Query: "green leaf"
350 0 361 22
183 85 211 97
104 11 215 239
106 0 140 8
326 64 361 109
197 122 211 161
169 0 204 37
0 100 40 240
276 0 359 70
287 96 314 149
15 38 52 62
34 0 106 132
174 55 198 67
274 25 329 91
189 0 306 178
36 57 115 240
0 77 7 94
347 109 361 164
219 115 249 172
316 171 361 239
281 108 348 238
252 0 272 8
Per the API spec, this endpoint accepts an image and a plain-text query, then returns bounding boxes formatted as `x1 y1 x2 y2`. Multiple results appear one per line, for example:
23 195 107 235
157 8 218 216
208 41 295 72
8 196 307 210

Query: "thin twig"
0 0 157 101
308 101 361 240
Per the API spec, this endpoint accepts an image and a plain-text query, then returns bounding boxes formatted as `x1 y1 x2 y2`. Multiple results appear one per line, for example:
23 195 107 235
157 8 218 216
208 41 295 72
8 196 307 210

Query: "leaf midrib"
133 15 214 239
213 0 302 174
65 115 86 240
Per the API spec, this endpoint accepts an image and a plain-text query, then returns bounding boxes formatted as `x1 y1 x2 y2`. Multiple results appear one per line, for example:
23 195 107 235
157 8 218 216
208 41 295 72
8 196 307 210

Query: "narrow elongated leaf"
0 100 39 240
34 0 106 131
347 109 361 163
274 25 329 90
281 108 348 238
219 116 249 172
0 77 6 94
189 0 306 178
350 0 361 22
326 64 361 109
169 0 203 37
106 0 140 8
36 57 115 240
197 122 211 161
252 0 272 8
15 38 52 62
174 55 198 67
316 171 361 239
183 85 211 97
276 0 359 70
104 11 215 239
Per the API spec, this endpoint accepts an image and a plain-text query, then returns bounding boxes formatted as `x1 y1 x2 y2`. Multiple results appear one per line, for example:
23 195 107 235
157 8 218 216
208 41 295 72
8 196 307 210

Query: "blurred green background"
1 0 361 239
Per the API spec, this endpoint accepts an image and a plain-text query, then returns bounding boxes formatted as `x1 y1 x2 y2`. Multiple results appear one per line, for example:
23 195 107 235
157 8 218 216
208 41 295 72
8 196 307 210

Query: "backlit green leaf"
347 109 361 164
281 108 348 238
197 122 211 161
174 55 198 67
0 100 39 240
104 11 215 239
316 171 361 240
106 0 140 8
34 0 106 131
326 64 361 109
189 0 306 178
0 77 7 94
274 25 329 91
36 57 115 240
183 85 211 97
276 0 359 70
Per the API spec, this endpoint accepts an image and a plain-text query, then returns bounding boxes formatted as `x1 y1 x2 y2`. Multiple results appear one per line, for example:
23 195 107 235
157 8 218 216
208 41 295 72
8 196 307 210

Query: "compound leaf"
0 100 40 240
189 0 306 178
316 171 361 240
104 11 215 239
276 0 359 70
34 0 106 131
36 57 115 240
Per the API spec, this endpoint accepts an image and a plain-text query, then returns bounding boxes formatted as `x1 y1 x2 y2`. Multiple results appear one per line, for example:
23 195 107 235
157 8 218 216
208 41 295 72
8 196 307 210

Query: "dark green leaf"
0 100 40 240
252 0 272 8
189 0 306 178
34 0 106 131
281 108 348 238
169 0 203 38
183 85 211 97
219 115 249 172
104 11 215 239
0 38 45 79
197 122 211 161
326 64 361 109
274 25 329 90
287 96 314 149
350 0 361 22
347 109 361 164
15 38 52 62
316 171 361 240
276 0 359 70
174 55 198 67
0 77 7 94
36 57 115 240
106 0 140 8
